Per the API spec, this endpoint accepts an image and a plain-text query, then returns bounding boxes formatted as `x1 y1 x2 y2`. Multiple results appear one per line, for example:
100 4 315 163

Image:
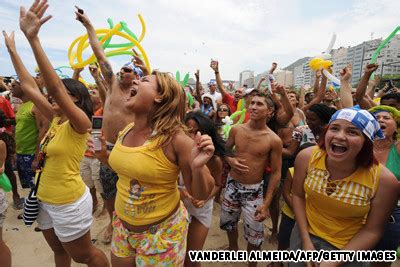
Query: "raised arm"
194 70 203 104
75 7 115 87
313 70 321 94
273 84 295 126
256 77 266 92
31 105 49 170
89 64 108 105
3 31 54 121
72 67 83 81
339 64 354 108
298 86 305 108
302 73 327 113
210 60 228 98
355 64 379 110
367 75 380 99
20 0 90 133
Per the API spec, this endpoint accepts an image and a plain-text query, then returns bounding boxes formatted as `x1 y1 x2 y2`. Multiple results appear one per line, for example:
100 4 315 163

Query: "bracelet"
214 72 219 74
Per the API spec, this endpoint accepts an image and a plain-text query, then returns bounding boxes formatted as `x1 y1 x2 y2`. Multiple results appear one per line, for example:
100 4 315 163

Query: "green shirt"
15 101 38 154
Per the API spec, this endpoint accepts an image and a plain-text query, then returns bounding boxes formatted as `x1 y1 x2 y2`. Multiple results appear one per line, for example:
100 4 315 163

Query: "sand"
3 187 399 267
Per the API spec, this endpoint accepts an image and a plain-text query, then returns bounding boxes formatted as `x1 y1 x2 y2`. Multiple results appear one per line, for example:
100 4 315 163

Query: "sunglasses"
121 67 133 73
218 108 229 112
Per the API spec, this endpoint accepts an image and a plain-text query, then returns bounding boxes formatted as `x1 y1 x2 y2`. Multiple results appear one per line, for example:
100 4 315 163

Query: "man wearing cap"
208 80 222 110
80 14 149 243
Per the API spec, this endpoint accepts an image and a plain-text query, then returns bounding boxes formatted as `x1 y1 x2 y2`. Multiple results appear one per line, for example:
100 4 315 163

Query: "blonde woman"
75 9 215 267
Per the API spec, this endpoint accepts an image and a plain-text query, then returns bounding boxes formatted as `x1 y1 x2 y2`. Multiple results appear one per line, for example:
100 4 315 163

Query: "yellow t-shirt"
37 118 88 204
304 147 380 249
281 167 295 219
109 123 180 226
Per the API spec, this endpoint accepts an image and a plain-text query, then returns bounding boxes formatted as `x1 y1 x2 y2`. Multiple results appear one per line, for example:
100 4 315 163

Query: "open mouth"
330 143 348 154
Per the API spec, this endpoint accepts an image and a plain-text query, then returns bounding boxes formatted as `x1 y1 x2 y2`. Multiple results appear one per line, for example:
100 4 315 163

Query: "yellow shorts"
111 202 189 266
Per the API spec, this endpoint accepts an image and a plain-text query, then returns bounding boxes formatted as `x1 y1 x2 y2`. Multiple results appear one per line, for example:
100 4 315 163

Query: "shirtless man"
76 7 148 243
221 93 282 267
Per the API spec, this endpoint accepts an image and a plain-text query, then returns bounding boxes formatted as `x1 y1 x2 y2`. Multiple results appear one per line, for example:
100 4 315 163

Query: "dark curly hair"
0 110 15 160
185 111 232 158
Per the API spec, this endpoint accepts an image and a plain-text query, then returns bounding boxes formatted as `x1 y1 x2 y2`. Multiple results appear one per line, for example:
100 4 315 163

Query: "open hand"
131 48 149 76
20 0 52 39
191 132 214 169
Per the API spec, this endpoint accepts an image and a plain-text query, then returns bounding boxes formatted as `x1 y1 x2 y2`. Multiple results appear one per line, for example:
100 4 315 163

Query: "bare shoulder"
231 124 244 134
296 145 315 162
378 165 399 188
171 130 192 151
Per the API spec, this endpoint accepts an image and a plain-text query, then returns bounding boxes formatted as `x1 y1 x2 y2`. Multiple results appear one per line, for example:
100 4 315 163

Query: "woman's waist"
120 202 181 233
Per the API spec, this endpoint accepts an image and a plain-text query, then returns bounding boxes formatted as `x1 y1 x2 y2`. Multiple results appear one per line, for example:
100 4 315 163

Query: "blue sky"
0 0 399 83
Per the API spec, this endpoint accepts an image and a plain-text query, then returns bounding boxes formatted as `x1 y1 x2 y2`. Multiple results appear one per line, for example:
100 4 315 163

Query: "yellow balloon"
68 16 151 72
78 77 89 88
321 60 333 69
137 14 146 43
309 58 322 70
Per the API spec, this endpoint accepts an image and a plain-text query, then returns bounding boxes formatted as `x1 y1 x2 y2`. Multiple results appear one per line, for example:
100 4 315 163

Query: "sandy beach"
3 186 399 267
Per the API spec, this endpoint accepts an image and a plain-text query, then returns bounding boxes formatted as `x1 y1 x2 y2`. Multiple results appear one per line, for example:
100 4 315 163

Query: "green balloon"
370 26 400 63
120 21 139 41
0 173 12 192
182 73 190 87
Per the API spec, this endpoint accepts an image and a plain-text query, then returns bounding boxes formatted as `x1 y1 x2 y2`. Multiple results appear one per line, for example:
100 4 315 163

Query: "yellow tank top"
305 147 380 249
109 123 180 226
281 167 295 219
37 117 88 204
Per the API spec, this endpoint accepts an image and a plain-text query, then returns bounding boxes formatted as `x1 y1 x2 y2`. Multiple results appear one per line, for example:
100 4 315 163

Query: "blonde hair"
150 70 187 148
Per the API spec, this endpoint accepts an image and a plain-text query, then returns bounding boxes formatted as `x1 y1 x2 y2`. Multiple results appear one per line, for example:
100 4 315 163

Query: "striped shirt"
304 147 380 249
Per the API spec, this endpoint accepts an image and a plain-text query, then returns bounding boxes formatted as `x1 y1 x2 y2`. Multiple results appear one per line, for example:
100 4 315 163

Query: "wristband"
214 72 219 74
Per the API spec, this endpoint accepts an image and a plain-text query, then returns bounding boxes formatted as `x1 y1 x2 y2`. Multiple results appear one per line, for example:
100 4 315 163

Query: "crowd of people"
0 0 399 266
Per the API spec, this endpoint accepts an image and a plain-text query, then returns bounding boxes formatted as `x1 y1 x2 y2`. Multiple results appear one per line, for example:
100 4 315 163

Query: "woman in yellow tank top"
5 2 109 266
89 70 215 265
291 108 398 266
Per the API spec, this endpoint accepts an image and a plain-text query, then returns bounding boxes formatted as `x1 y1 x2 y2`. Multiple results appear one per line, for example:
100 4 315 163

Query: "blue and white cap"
122 62 144 77
329 108 385 141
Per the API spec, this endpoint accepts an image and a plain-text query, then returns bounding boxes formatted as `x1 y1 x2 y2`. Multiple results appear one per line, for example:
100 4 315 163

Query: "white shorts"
183 197 214 228
37 187 93 243
80 156 103 193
